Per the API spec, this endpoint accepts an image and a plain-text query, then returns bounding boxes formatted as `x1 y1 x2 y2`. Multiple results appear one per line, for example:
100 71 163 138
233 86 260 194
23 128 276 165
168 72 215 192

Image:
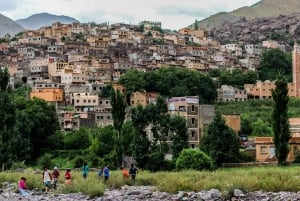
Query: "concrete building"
168 96 200 148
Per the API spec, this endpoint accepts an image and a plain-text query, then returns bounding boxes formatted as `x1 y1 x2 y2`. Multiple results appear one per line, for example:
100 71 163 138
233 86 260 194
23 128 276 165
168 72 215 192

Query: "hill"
0 13 24 37
195 0 300 30
210 12 300 44
16 12 79 30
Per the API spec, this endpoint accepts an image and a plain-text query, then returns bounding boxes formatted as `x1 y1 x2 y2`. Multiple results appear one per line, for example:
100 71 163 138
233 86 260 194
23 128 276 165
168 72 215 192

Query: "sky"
0 0 260 30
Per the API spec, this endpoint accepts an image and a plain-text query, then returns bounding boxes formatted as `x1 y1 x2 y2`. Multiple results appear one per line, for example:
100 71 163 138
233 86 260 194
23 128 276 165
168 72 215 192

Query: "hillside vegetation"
195 0 300 30
216 98 300 136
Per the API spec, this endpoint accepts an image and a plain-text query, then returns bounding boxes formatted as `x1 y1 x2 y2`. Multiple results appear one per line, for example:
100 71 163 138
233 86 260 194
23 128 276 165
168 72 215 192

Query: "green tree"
24 98 60 160
176 149 213 170
63 128 90 150
200 113 240 167
131 105 150 168
110 89 126 166
272 71 290 165
258 49 292 81
89 125 115 157
169 115 189 160
0 68 16 169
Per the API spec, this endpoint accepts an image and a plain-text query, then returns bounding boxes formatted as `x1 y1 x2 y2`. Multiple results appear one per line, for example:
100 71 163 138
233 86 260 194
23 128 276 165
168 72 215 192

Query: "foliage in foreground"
176 149 214 171
2 166 300 196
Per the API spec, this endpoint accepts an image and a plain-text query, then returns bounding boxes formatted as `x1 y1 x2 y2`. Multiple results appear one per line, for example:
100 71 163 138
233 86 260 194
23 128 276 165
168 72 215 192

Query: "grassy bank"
1 166 300 197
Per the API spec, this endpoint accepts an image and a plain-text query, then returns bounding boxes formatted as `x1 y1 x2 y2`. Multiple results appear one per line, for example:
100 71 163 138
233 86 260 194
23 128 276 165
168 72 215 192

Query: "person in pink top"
18 177 29 197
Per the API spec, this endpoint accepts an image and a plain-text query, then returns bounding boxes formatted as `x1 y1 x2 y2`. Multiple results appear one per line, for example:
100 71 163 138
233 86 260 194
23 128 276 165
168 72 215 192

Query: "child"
18 177 29 197
64 169 72 186
52 167 60 189
120 166 129 178
129 163 138 180
103 163 110 182
97 166 103 180
42 166 52 192
82 161 89 179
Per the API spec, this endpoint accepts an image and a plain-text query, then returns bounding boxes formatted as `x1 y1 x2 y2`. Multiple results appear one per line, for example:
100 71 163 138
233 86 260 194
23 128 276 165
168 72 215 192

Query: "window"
191 118 195 125
260 146 268 154
191 105 195 112
191 131 195 138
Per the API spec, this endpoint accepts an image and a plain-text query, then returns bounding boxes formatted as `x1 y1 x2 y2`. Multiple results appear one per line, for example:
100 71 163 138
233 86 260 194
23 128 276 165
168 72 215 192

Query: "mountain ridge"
195 0 300 30
16 12 79 30
0 13 24 37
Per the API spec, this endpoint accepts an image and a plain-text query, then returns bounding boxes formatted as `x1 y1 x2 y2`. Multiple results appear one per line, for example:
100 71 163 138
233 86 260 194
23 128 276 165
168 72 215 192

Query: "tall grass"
1 166 300 196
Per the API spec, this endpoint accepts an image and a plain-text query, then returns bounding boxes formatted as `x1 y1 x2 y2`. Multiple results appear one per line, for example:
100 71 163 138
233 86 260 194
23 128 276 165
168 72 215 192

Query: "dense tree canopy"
258 48 292 81
119 67 217 104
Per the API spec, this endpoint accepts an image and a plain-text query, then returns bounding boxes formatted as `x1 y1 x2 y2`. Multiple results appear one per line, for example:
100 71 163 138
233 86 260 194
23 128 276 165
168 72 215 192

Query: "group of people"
18 162 138 197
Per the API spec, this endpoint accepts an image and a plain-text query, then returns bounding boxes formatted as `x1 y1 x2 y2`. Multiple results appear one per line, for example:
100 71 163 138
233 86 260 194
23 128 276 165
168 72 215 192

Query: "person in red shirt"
64 169 72 186
52 167 60 189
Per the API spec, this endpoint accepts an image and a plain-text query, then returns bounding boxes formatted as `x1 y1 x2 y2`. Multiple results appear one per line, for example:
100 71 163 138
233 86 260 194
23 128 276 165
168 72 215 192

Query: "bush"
37 154 54 169
293 151 300 163
73 156 85 168
239 150 256 163
176 149 214 171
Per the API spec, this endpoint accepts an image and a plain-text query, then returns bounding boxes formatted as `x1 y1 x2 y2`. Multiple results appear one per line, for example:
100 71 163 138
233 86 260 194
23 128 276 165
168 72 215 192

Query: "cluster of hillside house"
1 20 300 162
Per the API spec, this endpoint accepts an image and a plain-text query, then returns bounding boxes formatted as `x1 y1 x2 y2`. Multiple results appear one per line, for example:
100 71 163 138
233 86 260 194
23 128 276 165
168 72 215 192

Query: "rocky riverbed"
1 182 300 201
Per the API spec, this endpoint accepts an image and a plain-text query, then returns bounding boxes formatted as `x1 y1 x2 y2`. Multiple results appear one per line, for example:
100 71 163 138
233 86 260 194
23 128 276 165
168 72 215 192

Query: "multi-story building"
72 93 99 112
167 96 200 148
244 44 263 55
130 91 159 107
94 98 113 127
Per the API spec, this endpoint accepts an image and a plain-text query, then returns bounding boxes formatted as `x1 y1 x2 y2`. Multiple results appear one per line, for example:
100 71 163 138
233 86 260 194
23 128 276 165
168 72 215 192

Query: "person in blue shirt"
82 161 89 179
103 163 109 182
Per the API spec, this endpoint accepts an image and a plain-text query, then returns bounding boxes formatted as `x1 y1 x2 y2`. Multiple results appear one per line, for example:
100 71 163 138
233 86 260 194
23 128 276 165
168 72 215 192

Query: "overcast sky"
0 0 260 30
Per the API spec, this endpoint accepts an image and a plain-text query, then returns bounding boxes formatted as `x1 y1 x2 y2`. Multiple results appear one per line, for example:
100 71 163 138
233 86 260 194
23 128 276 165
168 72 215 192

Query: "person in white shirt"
42 166 52 192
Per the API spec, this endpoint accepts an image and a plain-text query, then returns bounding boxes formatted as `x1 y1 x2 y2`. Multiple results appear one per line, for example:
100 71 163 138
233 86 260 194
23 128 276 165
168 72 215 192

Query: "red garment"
18 179 26 189
65 171 71 180
52 170 60 178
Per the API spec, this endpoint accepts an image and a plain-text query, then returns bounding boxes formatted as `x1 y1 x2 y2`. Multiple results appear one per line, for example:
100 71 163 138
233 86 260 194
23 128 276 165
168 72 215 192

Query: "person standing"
82 161 89 179
64 169 72 186
18 177 29 197
52 167 60 189
103 163 110 182
42 167 52 192
97 166 103 180
129 163 138 180
120 166 129 179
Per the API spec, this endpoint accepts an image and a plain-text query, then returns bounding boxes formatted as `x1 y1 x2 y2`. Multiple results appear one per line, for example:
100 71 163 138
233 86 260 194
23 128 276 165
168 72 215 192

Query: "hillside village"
1 20 300 163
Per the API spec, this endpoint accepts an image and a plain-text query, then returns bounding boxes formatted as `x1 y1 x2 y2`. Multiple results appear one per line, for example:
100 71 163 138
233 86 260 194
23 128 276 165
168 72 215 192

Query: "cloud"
0 0 18 11
158 6 215 18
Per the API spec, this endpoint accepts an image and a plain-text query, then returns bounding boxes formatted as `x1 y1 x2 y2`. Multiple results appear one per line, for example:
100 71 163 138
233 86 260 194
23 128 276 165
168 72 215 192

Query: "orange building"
246 43 300 99
30 88 64 102
222 114 241 134
255 118 300 162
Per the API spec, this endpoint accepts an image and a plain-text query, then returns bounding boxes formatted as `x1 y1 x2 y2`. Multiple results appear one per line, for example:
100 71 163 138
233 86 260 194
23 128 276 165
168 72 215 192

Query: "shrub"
239 150 256 163
176 149 214 171
37 154 54 169
293 151 300 163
